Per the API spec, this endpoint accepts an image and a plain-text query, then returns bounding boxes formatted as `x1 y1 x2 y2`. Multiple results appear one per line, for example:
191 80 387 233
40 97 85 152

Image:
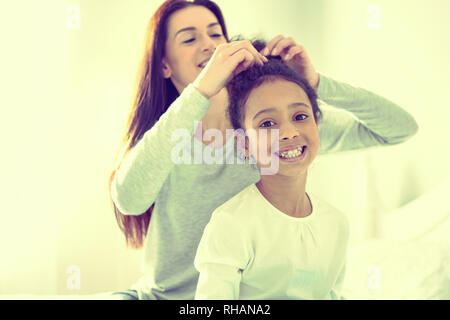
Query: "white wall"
0 0 66 295
306 0 450 244
0 0 448 295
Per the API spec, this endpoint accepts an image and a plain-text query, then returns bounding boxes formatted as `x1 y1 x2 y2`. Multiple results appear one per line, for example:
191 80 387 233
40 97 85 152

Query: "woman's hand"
193 40 268 99
261 35 320 92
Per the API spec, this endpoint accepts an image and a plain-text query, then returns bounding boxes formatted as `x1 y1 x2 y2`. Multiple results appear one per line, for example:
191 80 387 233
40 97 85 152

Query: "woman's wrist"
192 79 214 100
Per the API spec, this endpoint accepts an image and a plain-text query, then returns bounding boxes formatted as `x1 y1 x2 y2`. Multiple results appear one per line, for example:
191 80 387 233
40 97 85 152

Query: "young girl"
109 0 418 300
194 54 348 300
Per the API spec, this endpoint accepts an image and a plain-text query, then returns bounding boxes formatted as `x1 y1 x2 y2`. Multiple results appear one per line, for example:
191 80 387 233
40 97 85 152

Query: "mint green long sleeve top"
110 73 418 299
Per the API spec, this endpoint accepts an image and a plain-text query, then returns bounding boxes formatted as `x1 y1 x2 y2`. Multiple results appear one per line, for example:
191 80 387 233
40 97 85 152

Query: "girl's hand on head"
193 40 268 100
261 35 320 92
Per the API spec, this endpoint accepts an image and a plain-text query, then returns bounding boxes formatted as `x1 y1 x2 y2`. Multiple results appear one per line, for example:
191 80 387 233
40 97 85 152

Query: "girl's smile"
276 145 307 161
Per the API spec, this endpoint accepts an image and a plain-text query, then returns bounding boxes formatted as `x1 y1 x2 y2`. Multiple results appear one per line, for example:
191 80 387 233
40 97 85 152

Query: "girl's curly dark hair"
226 39 322 130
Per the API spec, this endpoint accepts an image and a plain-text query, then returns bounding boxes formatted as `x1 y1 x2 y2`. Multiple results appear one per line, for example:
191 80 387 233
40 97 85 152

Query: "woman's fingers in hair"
264 37 318 92
283 45 306 61
262 35 297 57
261 35 282 55
226 40 267 66
192 41 266 99
229 48 257 75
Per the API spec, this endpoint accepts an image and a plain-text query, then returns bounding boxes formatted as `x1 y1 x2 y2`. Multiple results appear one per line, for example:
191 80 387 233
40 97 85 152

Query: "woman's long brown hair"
109 0 229 249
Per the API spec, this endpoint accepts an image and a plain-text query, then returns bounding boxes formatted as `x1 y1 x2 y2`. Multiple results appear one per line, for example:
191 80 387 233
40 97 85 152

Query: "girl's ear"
235 130 251 160
162 58 172 79
243 136 251 159
234 129 248 158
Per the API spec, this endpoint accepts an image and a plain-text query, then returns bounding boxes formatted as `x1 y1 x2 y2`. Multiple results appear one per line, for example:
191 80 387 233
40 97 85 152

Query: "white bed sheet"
342 174 450 300
0 292 122 300
342 239 450 300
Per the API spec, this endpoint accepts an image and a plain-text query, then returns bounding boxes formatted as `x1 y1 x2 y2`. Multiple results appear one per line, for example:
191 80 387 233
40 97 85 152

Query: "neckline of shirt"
250 184 317 223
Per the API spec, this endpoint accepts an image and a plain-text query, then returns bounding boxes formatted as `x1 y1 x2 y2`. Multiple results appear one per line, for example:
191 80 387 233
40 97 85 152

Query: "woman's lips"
198 58 211 68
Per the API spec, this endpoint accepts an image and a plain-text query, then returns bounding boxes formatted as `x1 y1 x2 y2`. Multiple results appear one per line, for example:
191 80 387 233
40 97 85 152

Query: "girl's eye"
182 38 195 44
211 33 223 38
260 120 275 128
295 114 308 121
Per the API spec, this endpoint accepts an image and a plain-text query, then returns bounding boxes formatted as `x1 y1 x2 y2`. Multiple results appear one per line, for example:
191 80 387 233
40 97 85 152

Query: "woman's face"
163 6 227 93
242 79 320 176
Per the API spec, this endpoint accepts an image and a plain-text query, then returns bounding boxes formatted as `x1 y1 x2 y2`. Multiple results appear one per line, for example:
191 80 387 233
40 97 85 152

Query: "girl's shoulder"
308 192 349 230
210 184 261 221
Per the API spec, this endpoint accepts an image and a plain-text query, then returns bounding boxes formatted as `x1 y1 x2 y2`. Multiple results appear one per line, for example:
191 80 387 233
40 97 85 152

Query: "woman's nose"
201 35 217 53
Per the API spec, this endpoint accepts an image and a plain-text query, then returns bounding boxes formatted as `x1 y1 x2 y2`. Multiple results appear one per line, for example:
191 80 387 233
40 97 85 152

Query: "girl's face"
163 6 227 93
242 79 320 176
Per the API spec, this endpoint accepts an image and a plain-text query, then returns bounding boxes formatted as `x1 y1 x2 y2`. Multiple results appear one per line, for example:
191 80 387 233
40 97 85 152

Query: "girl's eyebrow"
174 22 220 39
252 102 311 120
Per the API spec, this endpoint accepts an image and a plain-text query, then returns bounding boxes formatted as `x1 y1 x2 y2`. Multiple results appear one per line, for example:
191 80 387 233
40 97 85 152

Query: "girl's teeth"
280 146 303 158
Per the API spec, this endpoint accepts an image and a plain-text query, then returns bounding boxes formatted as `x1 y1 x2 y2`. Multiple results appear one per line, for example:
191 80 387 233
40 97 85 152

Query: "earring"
237 150 246 162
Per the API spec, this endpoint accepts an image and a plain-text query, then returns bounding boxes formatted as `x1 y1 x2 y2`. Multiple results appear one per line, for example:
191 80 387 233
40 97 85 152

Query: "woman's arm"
110 84 210 215
111 41 267 215
316 73 419 154
260 36 418 154
194 211 251 300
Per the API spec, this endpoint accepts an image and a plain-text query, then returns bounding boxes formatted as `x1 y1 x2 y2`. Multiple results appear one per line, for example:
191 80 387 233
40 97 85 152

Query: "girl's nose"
280 123 299 140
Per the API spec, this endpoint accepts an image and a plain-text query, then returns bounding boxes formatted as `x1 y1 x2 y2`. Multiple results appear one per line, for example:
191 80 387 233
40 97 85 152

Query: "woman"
109 0 418 299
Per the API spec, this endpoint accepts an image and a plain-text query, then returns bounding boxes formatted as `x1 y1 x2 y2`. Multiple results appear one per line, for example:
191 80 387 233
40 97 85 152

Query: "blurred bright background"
0 0 449 296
